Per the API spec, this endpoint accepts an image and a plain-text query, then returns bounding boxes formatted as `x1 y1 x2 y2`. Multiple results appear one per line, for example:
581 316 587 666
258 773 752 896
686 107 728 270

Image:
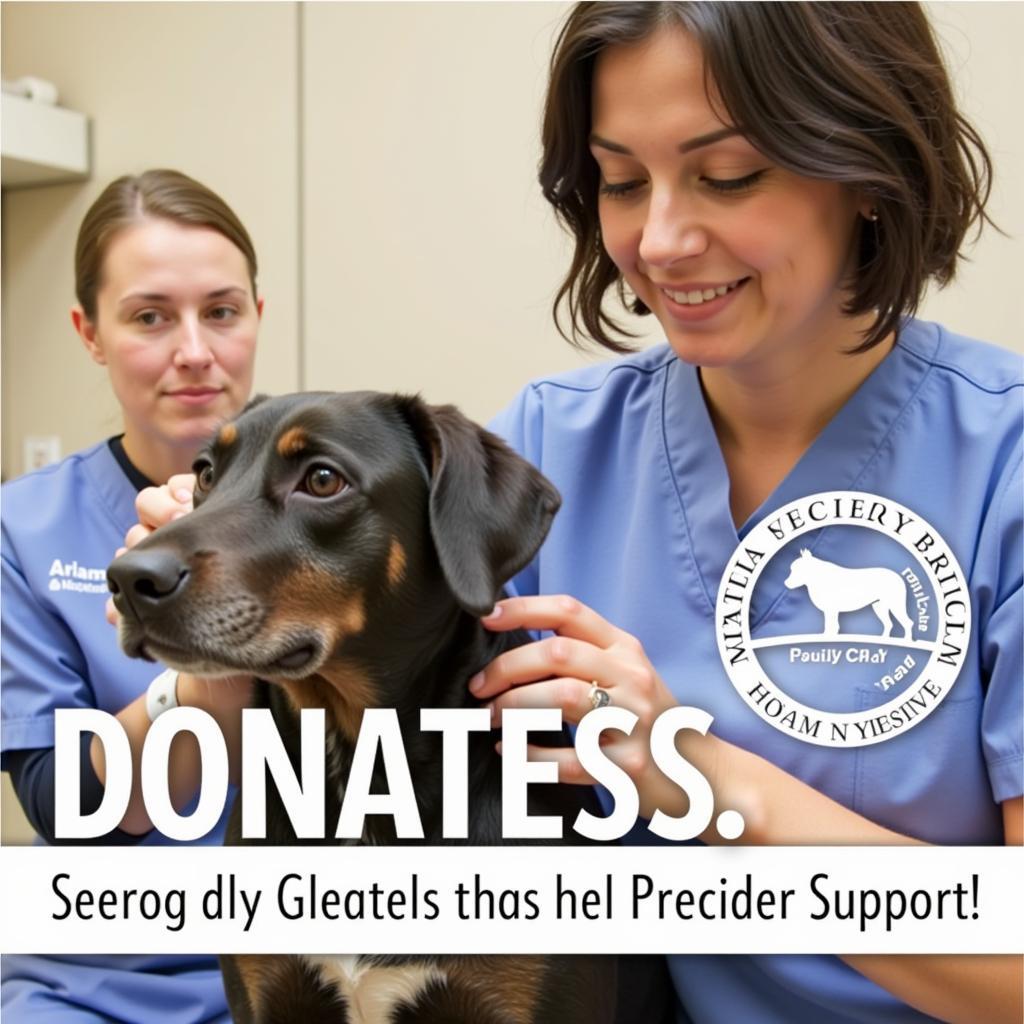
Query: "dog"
107 391 625 1024
784 548 913 639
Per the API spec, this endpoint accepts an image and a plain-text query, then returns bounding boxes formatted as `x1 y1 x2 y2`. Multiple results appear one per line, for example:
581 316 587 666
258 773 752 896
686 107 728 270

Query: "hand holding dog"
472 594 701 823
127 472 197 545
106 472 252 797
105 474 196 626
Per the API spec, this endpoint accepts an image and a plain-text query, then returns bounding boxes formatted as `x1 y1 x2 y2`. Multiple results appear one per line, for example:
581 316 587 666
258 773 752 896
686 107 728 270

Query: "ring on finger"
588 680 611 710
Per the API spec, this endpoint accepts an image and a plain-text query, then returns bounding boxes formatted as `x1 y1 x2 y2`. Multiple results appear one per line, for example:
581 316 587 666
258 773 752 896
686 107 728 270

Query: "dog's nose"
107 549 190 607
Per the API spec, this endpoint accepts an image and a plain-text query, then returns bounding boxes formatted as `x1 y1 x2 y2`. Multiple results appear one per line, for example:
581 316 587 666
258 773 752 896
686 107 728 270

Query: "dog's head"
783 548 814 590
108 392 559 719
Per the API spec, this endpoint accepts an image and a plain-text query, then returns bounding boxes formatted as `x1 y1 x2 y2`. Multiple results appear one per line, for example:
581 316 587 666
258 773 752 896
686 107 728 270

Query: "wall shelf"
1 92 90 188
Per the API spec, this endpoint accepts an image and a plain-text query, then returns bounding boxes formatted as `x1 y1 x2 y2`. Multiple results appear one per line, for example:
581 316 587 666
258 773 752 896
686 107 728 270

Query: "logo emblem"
715 492 969 748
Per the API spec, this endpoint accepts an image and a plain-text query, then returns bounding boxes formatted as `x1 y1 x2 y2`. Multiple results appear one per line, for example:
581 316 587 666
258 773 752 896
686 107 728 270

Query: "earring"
867 208 880 222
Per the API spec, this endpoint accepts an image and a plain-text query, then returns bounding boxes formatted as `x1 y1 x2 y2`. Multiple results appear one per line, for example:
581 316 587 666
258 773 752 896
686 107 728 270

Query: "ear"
856 194 879 223
72 307 105 365
238 393 271 416
396 395 561 616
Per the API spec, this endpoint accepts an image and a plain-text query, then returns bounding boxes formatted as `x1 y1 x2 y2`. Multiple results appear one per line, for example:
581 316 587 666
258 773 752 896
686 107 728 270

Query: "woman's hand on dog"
105 475 196 626
127 472 197 546
472 595 694 821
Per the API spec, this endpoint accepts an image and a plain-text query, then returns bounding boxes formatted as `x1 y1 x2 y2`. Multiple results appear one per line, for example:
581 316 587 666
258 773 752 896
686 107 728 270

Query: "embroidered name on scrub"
48 558 109 595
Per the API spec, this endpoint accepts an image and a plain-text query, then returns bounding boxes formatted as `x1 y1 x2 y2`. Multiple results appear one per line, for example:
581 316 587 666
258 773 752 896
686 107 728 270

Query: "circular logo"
715 492 969 748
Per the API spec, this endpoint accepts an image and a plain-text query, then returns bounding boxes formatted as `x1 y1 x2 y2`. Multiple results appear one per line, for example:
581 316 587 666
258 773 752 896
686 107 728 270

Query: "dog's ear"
396 396 561 616
237 393 271 417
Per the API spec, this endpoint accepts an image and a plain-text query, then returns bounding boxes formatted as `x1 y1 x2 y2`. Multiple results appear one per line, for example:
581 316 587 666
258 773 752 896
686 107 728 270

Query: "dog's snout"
107 549 190 605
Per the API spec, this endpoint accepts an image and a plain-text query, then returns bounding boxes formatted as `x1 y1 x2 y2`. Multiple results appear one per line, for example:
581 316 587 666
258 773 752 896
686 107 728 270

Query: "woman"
474 4 1021 1023
2 169 261 1021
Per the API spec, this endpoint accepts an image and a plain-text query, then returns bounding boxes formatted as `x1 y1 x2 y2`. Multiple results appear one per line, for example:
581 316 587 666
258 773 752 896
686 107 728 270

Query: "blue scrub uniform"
490 318 1023 1024
2 441 231 1022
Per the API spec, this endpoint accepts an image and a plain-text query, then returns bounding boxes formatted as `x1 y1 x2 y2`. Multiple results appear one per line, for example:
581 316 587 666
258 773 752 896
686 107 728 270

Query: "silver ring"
589 681 611 710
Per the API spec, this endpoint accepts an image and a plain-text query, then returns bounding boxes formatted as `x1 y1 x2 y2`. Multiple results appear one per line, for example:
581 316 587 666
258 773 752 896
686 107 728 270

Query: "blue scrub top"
2 441 231 1022
490 318 1023 1023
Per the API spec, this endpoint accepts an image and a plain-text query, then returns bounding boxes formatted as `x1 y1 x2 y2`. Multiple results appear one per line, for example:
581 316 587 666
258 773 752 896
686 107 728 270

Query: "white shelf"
1 92 90 188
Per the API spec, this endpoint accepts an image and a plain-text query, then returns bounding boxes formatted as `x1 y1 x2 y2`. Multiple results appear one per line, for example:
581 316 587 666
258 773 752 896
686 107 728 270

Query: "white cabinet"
1 92 90 188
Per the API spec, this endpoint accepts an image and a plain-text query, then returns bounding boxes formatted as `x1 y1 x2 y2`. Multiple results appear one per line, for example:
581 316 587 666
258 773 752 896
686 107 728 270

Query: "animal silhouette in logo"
784 549 913 639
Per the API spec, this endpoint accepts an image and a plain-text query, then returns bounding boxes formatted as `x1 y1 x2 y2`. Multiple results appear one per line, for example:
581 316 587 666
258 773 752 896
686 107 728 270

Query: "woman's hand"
469 594 690 820
127 472 197 545
105 474 196 626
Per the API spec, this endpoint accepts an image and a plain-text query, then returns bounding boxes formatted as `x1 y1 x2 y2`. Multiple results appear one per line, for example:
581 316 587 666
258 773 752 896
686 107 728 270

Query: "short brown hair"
74 169 258 321
540 2 994 353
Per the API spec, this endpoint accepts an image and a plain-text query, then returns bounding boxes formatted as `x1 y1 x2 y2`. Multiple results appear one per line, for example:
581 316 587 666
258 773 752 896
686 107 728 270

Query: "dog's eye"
194 462 215 493
304 465 346 498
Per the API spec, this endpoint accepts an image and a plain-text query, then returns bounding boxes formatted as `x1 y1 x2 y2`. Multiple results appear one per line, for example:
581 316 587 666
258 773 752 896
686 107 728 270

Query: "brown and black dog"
107 392 671 1024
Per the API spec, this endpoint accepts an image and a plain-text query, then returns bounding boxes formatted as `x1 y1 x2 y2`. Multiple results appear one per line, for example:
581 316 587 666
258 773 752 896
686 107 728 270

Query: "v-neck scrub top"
489 318 1023 1023
2 441 231 1021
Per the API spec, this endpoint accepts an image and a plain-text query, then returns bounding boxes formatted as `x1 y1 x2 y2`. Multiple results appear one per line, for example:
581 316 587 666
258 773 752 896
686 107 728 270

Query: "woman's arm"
473 594 1023 1024
6 739 146 845
841 799 1022 1024
709 744 1022 1023
88 672 251 834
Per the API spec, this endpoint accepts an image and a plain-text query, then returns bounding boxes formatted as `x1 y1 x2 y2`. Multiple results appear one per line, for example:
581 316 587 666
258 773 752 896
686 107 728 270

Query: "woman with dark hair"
475 4 1021 1021
2 169 260 1021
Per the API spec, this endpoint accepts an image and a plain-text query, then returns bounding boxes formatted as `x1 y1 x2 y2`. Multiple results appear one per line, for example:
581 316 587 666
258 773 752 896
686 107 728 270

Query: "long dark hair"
540 2 993 353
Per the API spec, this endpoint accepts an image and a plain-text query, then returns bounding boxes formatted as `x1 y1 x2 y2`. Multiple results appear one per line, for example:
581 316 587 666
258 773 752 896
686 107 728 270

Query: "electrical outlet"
23 435 61 472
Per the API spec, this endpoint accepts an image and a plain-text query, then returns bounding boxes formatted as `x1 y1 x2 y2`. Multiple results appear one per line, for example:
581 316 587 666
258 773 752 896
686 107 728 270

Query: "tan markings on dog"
445 955 545 1023
269 565 366 637
263 565 369 736
387 538 407 588
339 592 367 634
231 954 278 1017
279 663 376 743
187 549 219 582
218 422 238 447
315 661 377 741
309 956 446 1024
276 425 308 458
279 676 332 719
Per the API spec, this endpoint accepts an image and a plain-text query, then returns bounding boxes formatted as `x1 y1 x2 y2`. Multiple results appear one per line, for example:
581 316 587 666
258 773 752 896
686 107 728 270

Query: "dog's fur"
108 391 620 1023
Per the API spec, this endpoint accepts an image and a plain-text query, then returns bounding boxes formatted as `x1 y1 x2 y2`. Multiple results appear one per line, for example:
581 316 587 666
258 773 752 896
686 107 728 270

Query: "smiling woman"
483 4 1021 1024
589 27 869 372
1 170 260 1023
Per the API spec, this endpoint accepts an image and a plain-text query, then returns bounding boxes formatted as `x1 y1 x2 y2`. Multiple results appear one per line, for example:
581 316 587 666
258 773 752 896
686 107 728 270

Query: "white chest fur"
305 954 447 1022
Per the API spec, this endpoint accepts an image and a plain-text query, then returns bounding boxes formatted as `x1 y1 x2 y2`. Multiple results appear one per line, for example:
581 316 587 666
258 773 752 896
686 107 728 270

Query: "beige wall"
3 2 1021 476
1 2 301 476
301 3 610 420
1 3 1021 843
922 2 1023 342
